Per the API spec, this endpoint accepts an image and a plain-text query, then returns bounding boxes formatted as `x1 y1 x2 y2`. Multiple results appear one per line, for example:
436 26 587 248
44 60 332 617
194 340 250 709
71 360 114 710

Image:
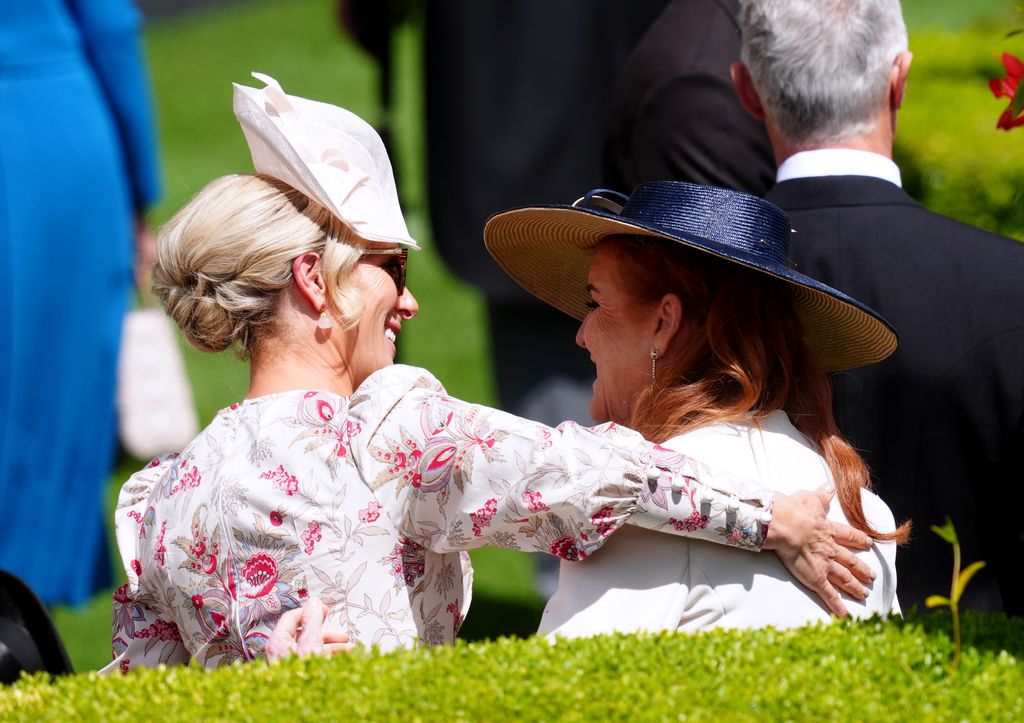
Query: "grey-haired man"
731 0 1024 615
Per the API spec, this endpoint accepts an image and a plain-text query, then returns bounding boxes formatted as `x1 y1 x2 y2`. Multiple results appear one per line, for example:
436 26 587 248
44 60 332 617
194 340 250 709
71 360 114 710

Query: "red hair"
604 236 909 543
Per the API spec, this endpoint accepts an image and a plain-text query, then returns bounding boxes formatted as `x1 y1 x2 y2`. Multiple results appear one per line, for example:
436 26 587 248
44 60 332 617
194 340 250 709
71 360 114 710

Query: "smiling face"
575 244 662 424
344 249 418 389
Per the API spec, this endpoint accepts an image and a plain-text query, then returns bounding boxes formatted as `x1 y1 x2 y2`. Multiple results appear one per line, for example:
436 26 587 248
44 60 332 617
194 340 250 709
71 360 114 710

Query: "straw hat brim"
484 204 897 372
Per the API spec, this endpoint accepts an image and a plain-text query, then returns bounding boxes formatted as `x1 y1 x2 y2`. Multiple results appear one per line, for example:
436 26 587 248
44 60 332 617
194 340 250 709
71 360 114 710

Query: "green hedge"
3 613 1021 721
898 25 1024 240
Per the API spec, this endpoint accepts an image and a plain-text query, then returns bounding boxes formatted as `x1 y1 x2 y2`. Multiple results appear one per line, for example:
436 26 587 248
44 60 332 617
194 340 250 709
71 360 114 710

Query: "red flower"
131 559 142 575
191 594 204 609
113 583 131 604
269 511 283 527
549 536 584 562
990 52 1024 130
298 587 308 599
242 552 280 598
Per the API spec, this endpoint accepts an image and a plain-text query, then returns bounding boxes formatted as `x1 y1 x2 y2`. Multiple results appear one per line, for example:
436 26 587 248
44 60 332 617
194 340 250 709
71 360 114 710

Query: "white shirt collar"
776 149 902 187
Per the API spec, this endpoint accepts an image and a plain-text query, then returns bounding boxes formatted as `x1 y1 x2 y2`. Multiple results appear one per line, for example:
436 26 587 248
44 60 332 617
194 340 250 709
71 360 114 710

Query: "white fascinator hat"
232 72 418 249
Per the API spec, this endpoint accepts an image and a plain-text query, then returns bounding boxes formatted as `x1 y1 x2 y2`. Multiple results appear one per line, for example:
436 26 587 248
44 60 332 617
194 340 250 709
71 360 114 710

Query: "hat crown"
621 182 793 267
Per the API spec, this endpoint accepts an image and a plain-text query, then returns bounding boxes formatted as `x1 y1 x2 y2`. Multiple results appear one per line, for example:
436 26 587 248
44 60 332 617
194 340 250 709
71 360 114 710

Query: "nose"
397 285 419 319
575 317 588 350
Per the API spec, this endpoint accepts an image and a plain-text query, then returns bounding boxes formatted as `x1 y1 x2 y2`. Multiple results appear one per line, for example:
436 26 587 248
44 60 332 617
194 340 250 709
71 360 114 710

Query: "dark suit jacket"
603 0 775 195
767 176 1024 614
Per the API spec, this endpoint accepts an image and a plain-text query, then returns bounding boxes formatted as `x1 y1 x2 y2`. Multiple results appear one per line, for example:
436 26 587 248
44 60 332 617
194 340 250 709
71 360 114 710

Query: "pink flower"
549 536 584 561
522 490 549 513
242 552 280 598
191 594 204 609
298 588 308 599
301 521 323 555
358 500 382 523
590 506 617 538
131 559 142 575
669 510 709 532
113 583 131 604
135 618 182 642
470 498 498 537
990 52 1024 130
154 521 168 568
261 465 300 496
269 511 283 527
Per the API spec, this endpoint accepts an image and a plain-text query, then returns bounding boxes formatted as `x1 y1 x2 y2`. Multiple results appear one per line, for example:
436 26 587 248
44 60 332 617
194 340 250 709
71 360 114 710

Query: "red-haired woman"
485 182 910 635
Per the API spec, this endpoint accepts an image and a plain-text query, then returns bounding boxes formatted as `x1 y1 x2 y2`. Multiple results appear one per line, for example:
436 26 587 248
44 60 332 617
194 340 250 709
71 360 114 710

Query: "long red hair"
605 235 909 543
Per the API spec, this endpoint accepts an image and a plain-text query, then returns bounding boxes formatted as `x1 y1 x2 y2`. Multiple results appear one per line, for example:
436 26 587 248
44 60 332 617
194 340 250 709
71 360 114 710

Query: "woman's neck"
246 339 355 400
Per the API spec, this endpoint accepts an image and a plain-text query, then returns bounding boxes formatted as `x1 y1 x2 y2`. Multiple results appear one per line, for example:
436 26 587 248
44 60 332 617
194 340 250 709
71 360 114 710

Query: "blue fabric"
0 0 161 605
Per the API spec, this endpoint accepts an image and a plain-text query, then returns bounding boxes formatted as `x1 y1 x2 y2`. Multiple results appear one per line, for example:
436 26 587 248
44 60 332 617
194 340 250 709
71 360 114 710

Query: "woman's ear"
291 252 327 314
652 292 684 354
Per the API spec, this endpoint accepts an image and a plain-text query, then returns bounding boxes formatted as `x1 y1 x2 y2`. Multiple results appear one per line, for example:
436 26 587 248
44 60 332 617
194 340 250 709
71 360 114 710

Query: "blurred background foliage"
52 0 1024 673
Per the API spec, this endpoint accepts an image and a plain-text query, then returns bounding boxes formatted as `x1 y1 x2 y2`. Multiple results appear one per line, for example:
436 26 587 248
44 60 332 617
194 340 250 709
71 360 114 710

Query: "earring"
317 302 334 330
650 347 659 383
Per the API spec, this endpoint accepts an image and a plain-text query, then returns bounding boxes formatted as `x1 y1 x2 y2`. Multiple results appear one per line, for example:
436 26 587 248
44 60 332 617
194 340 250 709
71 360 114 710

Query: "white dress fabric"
538 410 899 638
103 365 776 672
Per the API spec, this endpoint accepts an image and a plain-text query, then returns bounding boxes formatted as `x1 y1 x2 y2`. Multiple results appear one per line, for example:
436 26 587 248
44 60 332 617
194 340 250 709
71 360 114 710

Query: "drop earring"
317 301 334 330
650 347 659 383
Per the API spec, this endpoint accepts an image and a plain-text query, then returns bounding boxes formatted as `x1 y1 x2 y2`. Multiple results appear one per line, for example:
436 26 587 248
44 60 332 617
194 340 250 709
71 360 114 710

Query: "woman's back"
539 410 898 637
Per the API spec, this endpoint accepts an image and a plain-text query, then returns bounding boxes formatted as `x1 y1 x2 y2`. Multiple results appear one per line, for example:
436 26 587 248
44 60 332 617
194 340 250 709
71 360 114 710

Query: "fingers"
830 521 871 550
295 599 328 657
322 641 356 656
812 487 835 509
827 558 870 601
832 544 875 584
815 579 849 618
265 607 304 661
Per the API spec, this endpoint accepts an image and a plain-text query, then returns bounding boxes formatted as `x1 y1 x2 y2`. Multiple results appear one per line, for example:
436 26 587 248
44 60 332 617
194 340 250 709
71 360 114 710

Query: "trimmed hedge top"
2 613 1021 721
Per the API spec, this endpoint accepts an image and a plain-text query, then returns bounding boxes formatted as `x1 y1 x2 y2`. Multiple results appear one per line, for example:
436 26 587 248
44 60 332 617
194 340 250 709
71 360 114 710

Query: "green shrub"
898 26 1024 240
4 613 1022 721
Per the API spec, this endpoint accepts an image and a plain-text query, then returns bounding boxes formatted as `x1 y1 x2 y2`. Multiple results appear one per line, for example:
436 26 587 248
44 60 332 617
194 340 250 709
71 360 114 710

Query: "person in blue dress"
0 0 161 605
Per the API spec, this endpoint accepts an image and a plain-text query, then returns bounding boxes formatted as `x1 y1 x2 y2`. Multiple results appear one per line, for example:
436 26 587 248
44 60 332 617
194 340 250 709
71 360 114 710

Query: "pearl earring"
650 347 659 383
317 302 334 330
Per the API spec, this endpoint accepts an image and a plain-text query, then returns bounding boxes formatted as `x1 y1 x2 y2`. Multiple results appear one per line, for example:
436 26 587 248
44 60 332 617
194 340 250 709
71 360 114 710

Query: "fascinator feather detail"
232 72 418 248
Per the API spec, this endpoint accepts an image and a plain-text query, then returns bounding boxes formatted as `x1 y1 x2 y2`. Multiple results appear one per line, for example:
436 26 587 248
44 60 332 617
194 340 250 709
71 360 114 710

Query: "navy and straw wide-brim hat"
484 181 897 372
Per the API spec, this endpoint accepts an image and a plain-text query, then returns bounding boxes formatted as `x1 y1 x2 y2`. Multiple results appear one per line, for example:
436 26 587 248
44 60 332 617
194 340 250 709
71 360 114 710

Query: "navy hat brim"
484 201 897 372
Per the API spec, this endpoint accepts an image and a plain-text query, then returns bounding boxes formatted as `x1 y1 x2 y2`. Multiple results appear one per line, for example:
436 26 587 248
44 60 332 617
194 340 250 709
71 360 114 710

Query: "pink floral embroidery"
131 559 142 575
549 536 585 562
119 658 130 675
522 490 550 513
358 500 382 523
336 419 362 458
113 583 131 604
301 521 323 554
669 510 709 532
261 465 300 496
127 510 144 527
446 600 463 631
169 466 202 496
154 521 168 568
591 506 617 538
192 594 204 609
134 618 182 642
470 498 498 536
242 552 280 598
269 511 283 527
382 536 426 586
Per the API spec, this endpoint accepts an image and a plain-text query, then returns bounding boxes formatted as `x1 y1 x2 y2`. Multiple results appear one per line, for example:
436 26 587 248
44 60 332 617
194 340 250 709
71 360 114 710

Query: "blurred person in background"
603 0 775 195
0 0 161 605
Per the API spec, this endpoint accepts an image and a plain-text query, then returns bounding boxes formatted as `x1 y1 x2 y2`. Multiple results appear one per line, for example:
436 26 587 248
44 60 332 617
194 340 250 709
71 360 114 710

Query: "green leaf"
953 560 987 604
1013 89 1024 123
924 595 951 608
930 518 958 545
1007 29 1024 39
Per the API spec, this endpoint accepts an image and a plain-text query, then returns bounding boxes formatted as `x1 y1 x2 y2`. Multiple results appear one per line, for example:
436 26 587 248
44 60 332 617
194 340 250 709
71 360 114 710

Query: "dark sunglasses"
358 247 409 295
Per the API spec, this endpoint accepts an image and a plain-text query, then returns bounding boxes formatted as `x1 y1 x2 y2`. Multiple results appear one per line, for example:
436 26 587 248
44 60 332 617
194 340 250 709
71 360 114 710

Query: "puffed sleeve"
101 454 191 675
349 367 773 561
65 0 161 210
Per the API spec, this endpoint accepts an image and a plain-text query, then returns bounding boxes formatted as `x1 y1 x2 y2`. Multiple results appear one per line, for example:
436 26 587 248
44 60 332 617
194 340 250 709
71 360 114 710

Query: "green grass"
51 0 1024 673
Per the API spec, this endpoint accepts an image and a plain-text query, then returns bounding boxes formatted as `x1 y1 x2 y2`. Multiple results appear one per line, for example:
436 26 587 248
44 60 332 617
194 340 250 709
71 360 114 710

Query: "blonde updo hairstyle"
153 173 365 359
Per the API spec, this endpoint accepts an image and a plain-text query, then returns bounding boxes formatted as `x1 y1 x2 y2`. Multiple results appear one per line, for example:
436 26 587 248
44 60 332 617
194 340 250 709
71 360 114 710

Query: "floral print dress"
104 365 774 672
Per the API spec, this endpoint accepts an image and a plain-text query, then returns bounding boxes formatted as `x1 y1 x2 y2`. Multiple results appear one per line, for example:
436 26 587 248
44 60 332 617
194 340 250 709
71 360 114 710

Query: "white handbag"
117 307 199 459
